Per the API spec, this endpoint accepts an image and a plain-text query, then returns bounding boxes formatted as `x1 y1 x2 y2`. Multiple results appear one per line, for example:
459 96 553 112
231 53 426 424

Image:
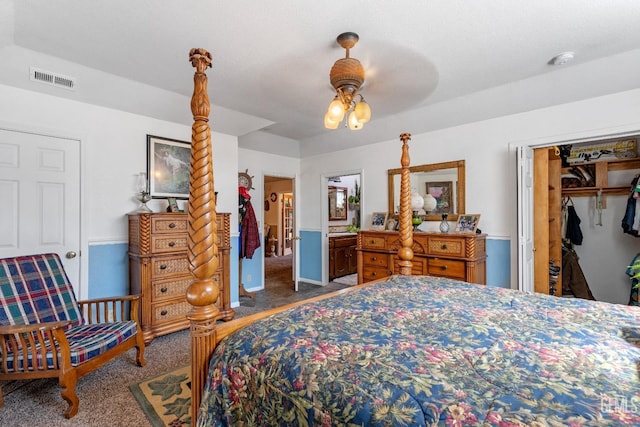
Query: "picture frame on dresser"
147 134 191 199
370 212 388 230
456 214 481 233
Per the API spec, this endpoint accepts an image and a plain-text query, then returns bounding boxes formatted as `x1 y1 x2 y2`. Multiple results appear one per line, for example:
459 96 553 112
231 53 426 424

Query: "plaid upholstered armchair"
0 253 146 418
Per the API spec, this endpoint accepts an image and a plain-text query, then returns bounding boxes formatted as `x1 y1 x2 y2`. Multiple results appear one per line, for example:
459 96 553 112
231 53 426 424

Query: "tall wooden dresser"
128 212 233 344
357 230 486 285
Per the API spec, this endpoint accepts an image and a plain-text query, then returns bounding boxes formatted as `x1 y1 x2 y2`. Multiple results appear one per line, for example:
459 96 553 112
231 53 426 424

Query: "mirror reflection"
328 186 348 221
387 160 465 221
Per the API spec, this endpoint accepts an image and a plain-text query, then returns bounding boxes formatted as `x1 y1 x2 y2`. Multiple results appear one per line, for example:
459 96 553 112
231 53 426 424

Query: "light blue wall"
486 239 510 288
238 234 264 293
88 243 129 299
299 230 322 282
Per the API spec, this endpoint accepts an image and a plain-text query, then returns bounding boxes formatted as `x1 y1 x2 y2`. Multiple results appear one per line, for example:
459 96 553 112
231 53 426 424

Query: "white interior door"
516 145 534 292
0 129 81 293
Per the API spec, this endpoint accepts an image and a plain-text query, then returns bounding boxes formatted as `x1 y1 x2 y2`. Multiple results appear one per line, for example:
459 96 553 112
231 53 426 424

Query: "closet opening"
533 136 640 305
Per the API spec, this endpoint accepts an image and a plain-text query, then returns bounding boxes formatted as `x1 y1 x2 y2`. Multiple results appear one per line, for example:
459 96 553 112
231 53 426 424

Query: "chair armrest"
77 295 141 324
0 321 73 373
0 321 71 335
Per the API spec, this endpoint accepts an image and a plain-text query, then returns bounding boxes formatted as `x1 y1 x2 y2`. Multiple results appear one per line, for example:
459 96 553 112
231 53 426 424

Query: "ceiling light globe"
328 98 345 121
348 111 363 130
324 112 340 129
354 99 371 123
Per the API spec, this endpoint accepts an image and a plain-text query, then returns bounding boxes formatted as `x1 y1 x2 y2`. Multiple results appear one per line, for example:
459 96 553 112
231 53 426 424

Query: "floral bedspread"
197 275 640 426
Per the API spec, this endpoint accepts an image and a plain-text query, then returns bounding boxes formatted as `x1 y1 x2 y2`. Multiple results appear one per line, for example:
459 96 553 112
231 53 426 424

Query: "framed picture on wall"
147 135 191 199
370 212 388 231
426 181 453 214
456 214 481 233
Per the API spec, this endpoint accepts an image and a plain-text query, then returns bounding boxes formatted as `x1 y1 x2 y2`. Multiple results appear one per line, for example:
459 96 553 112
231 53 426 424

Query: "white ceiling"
2 0 640 158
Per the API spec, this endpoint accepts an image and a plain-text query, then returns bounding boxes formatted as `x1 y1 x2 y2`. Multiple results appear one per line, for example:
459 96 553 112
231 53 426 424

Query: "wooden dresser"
357 230 486 285
329 234 358 280
128 212 234 344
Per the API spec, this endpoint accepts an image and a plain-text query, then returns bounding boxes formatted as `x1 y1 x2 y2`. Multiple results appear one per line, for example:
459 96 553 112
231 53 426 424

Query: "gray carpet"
0 259 348 426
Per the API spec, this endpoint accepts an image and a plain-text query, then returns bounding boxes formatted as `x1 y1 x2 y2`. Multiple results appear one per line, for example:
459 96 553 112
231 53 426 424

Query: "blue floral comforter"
198 275 640 426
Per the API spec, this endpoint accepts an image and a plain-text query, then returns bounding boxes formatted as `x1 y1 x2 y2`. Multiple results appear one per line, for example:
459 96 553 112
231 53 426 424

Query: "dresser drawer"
427 258 466 280
152 275 193 301
151 255 190 278
151 235 188 254
361 236 386 250
428 237 465 258
152 216 188 234
393 257 426 275
362 265 390 282
152 300 191 324
333 236 357 247
361 252 388 267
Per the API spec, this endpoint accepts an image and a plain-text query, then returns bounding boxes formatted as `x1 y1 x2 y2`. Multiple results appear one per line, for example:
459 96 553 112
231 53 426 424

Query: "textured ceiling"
3 0 640 157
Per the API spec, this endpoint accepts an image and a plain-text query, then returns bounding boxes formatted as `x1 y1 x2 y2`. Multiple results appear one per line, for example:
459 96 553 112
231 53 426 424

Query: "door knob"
66 251 77 259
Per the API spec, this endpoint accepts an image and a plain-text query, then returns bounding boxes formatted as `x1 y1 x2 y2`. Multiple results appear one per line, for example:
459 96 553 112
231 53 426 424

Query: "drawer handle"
160 287 168 293
160 310 168 316
372 272 376 276
169 222 176 228
370 240 375 244
168 241 176 247
441 244 447 250
160 264 167 270
441 265 448 270
371 256 377 261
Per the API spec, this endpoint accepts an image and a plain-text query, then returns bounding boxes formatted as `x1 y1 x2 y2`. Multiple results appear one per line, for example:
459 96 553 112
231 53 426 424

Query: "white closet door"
0 129 81 294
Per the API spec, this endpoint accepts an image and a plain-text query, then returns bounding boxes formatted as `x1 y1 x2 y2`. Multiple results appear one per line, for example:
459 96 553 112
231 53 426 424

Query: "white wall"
0 83 238 289
301 88 640 299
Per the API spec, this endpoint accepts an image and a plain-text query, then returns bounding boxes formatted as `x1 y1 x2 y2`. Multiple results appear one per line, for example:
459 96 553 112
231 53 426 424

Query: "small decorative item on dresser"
370 212 388 230
166 197 179 212
439 213 450 233
456 214 481 233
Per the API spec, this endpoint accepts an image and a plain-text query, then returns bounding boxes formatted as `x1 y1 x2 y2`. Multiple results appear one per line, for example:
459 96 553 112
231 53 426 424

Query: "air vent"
30 67 76 91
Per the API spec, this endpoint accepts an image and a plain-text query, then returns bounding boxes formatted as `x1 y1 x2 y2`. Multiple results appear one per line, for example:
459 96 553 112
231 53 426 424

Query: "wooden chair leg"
135 334 147 367
59 370 79 419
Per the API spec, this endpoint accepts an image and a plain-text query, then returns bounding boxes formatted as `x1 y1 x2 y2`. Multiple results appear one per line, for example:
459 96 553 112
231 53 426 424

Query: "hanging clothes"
239 190 260 259
565 204 583 245
621 175 640 237
561 245 595 300
625 253 640 306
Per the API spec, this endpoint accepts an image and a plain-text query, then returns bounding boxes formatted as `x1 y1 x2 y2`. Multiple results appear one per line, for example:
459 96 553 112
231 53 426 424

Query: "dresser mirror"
328 186 348 221
387 160 465 221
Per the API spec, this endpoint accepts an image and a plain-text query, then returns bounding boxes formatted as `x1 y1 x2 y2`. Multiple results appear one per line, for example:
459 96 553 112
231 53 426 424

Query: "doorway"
323 171 363 284
519 131 640 305
0 128 83 296
264 175 295 290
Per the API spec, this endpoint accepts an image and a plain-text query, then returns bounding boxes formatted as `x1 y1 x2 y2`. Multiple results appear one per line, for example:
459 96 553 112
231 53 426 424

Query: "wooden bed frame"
185 48 415 422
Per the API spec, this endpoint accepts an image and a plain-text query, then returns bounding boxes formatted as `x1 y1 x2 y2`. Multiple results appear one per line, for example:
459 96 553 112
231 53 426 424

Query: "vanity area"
356 159 487 285
329 233 358 280
327 177 361 280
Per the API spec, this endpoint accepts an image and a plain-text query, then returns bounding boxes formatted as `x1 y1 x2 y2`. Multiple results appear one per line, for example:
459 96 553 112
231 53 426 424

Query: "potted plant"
348 182 360 210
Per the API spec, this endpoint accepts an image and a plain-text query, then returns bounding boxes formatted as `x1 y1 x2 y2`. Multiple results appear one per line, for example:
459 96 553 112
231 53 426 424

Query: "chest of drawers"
128 212 233 344
357 230 486 285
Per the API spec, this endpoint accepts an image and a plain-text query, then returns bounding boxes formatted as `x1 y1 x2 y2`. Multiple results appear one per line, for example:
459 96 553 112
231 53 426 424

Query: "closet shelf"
562 186 630 197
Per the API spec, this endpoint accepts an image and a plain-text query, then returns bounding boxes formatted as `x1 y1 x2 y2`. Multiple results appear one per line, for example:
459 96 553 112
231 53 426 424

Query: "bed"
184 49 640 425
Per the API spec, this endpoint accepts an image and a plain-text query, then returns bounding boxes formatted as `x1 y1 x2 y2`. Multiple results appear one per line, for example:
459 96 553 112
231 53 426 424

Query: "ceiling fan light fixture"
354 97 371 124
324 112 340 129
324 32 372 130
348 111 363 130
327 96 345 121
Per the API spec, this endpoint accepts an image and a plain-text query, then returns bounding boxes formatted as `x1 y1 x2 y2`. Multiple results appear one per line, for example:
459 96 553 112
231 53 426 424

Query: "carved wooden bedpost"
397 133 414 275
186 48 218 424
